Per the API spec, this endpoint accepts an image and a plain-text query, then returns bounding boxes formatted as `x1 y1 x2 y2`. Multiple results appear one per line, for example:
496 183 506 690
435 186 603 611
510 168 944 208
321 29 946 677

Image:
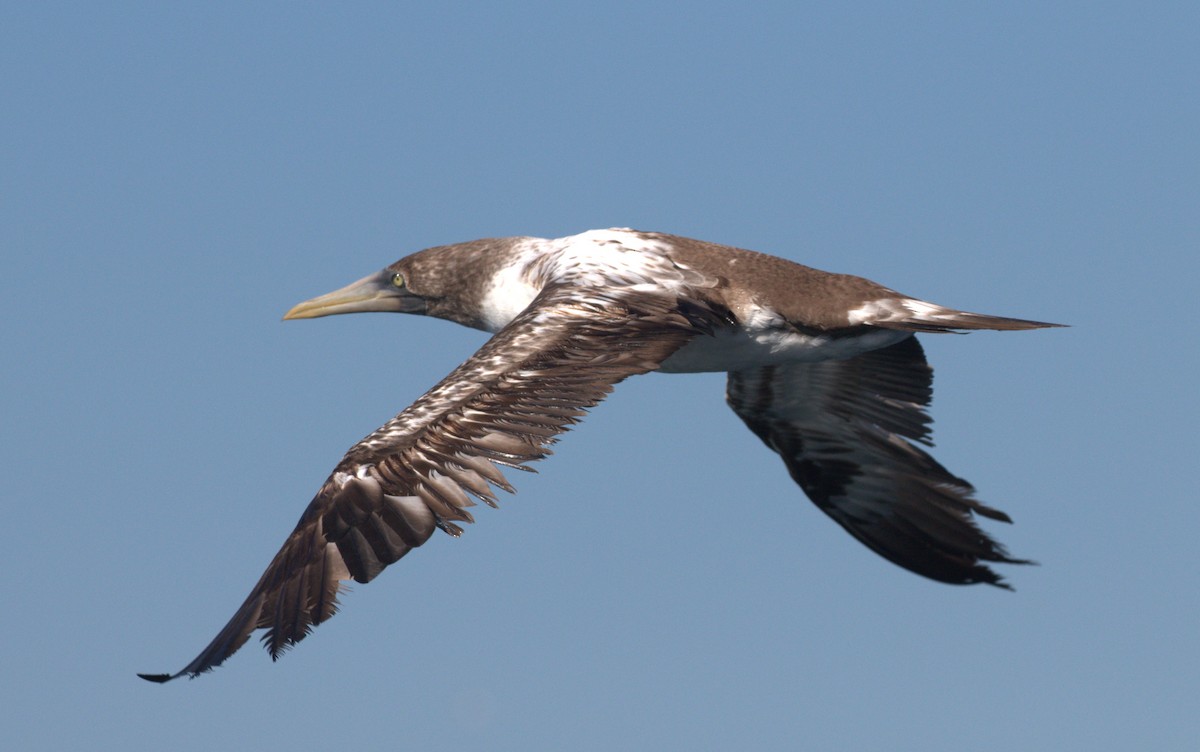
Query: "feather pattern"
725 337 1030 588
139 284 719 681
139 228 1061 683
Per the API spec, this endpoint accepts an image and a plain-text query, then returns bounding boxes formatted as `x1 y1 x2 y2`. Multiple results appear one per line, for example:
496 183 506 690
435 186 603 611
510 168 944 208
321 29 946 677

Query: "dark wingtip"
137 672 175 684
982 555 1039 591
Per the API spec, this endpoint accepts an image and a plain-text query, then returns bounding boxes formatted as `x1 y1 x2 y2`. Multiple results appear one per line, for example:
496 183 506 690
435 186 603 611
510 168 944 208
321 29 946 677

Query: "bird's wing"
141 285 720 682
725 336 1029 588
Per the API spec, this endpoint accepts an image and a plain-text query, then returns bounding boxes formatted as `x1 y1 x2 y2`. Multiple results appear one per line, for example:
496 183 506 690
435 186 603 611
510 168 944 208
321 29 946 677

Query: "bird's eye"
391 272 406 288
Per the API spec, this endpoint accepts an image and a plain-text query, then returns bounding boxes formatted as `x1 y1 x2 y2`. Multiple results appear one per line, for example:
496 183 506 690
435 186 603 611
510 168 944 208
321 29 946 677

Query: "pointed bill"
283 270 424 320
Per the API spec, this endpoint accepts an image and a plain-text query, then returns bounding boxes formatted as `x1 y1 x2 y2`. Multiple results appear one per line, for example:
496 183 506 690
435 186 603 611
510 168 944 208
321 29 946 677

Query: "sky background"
3 2 1197 750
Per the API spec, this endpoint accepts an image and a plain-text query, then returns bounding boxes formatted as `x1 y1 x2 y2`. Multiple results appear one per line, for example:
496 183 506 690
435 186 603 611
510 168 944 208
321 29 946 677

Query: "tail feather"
871 299 1065 333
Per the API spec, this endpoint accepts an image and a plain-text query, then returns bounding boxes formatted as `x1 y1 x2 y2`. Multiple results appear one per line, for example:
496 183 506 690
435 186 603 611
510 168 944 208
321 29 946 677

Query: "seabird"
139 228 1061 682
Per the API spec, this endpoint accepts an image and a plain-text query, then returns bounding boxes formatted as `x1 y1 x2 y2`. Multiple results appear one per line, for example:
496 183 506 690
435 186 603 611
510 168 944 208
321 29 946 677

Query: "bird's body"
140 228 1061 683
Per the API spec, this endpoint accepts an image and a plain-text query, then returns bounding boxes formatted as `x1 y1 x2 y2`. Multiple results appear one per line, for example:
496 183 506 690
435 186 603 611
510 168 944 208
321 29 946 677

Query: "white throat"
477 261 541 333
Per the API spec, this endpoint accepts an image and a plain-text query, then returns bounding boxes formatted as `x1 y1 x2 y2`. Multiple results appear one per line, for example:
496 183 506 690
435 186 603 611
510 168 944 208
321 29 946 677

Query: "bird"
139 228 1061 682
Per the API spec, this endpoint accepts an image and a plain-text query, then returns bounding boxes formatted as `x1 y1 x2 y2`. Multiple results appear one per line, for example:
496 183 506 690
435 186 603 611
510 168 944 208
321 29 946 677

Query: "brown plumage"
140 229 1061 682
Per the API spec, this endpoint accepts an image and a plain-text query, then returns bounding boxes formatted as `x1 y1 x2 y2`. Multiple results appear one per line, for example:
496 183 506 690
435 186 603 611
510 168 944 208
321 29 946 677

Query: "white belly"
659 326 909 373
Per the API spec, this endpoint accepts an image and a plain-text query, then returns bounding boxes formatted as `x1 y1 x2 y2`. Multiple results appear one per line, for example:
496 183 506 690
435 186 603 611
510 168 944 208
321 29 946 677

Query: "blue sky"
3 2 1197 750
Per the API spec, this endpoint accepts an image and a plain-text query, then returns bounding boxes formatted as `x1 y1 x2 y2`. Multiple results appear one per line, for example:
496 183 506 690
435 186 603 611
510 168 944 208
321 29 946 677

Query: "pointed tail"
870 299 1066 333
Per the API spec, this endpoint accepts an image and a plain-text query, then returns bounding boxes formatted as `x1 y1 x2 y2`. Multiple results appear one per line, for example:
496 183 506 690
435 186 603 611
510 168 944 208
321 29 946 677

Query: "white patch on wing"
847 296 952 325
846 300 890 324
901 298 947 318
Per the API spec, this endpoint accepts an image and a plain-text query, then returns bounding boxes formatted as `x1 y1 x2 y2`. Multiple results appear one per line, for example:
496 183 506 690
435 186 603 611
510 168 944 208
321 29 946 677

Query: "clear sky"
3 2 1197 750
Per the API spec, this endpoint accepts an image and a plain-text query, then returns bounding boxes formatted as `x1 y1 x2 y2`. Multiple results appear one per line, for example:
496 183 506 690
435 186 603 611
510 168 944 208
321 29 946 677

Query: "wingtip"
980 554 1039 591
137 672 176 684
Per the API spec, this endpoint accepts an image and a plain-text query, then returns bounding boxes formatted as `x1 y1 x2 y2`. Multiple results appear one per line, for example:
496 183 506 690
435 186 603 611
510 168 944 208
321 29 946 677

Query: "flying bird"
139 228 1060 682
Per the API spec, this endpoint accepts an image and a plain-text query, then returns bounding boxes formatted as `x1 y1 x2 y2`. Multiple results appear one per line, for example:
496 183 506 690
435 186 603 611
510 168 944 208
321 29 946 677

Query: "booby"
139 228 1061 682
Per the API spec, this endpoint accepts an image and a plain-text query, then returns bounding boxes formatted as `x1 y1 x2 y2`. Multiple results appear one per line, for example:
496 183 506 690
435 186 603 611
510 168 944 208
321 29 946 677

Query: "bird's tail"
872 299 1065 333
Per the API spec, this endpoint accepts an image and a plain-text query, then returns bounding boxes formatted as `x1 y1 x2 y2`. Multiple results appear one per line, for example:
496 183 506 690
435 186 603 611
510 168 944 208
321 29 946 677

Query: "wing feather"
725 336 1030 588
140 285 714 681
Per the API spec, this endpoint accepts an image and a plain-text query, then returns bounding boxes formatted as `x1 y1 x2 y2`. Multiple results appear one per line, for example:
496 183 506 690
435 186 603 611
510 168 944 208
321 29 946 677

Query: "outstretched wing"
725 336 1030 588
141 285 719 682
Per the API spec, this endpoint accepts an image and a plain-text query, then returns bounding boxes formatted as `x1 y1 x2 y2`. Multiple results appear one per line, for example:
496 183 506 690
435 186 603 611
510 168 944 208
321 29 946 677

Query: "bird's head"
283 239 528 331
